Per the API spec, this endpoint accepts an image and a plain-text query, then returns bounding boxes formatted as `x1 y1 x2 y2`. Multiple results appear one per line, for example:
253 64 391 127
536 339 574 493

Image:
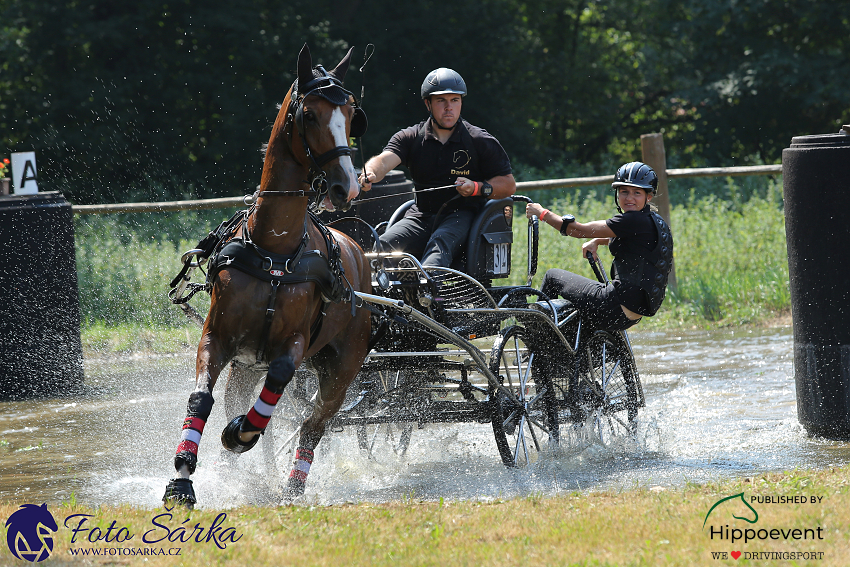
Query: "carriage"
172 192 644 478
163 44 643 506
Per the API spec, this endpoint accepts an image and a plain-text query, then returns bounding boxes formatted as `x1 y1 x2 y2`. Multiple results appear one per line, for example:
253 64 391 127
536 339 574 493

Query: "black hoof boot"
284 476 306 500
221 415 261 454
163 478 196 509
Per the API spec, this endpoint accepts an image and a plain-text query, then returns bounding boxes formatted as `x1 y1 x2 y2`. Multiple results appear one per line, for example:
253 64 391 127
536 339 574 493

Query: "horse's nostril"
330 183 350 211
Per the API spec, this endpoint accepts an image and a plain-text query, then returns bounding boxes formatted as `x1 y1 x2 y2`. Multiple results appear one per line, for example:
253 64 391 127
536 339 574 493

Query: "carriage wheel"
489 325 559 467
580 331 640 446
260 367 319 486
355 369 416 460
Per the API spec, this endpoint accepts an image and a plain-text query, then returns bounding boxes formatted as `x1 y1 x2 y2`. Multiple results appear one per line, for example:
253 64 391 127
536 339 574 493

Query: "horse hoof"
284 477 306 500
163 478 196 509
221 415 261 454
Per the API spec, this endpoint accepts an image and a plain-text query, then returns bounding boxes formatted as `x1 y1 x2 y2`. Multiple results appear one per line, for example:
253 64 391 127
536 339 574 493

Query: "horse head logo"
453 149 471 170
5 503 58 562
703 492 759 528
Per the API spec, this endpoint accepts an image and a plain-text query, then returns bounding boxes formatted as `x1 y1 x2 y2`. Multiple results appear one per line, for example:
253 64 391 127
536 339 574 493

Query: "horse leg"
163 334 229 508
284 346 364 498
218 363 263 466
223 363 262 422
221 336 304 454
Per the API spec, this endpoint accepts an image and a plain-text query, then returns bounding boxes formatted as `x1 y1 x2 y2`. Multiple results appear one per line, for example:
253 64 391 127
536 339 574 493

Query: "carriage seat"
383 197 514 286
531 298 575 323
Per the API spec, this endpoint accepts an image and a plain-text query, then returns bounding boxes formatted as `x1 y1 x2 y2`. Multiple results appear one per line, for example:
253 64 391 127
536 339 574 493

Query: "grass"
74 177 789 355
2 466 847 566
506 178 789 331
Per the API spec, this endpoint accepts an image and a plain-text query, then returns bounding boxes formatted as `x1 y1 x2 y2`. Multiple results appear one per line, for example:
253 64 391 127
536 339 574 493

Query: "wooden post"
640 133 677 290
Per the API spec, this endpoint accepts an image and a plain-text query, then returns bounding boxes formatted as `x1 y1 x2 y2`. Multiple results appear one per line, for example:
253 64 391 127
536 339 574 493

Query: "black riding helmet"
611 162 658 212
420 68 467 99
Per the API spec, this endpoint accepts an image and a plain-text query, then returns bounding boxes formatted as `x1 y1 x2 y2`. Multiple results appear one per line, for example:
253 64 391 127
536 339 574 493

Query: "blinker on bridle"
287 65 369 200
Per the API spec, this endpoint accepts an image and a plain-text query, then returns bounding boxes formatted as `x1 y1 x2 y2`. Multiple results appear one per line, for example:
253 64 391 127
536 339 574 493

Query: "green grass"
3 466 848 566
75 179 790 354
508 178 789 330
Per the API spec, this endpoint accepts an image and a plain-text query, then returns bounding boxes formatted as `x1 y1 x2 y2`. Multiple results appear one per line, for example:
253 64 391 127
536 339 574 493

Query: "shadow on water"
2 326 850 508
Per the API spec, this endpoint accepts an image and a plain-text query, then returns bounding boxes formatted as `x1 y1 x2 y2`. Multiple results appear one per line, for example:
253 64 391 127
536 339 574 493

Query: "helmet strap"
425 98 459 131
429 114 456 131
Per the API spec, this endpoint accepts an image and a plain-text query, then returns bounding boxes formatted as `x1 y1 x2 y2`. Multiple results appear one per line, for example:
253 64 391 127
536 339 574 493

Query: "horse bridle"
269 65 368 206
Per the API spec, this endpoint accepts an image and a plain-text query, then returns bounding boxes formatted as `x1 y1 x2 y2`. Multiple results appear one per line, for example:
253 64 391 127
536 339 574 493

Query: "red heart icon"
731 551 742 559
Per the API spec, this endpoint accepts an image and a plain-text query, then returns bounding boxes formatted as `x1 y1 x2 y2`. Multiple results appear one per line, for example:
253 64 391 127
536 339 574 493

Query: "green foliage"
666 0 850 164
509 180 788 328
73 177 789 348
74 209 229 327
0 0 344 203
2 1 848 204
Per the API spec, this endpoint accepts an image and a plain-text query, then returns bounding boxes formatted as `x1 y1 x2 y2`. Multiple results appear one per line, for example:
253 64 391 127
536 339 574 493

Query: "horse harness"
169 64 368 365
172 208 353 366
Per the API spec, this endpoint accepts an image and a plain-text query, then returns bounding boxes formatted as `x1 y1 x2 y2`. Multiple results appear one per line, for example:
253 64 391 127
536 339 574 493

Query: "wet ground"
2 325 849 509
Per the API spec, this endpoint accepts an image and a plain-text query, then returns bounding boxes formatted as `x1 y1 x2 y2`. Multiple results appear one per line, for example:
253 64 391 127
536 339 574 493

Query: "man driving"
359 68 515 267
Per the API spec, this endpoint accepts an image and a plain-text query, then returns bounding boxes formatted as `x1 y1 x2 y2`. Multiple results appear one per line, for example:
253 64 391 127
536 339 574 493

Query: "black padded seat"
531 298 575 322
383 198 514 286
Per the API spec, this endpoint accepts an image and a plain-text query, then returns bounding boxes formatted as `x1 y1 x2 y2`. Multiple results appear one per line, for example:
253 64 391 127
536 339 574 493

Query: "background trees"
1 0 848 204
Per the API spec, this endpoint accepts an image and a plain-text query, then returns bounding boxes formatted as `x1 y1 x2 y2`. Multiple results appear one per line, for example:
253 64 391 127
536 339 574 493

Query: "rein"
348 183 460 205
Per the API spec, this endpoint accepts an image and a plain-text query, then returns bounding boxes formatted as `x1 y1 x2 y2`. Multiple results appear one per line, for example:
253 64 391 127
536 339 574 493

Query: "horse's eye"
304 110 317 122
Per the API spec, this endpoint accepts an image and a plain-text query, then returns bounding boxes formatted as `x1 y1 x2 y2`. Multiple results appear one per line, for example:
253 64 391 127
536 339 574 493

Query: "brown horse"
163 44 372 506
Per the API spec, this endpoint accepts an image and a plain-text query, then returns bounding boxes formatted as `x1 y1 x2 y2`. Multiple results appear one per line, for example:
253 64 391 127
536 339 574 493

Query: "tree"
0 0 347 203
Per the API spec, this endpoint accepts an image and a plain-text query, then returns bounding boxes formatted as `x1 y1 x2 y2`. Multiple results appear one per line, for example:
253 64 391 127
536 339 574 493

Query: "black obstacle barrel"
0 192 84 400
319 169 413 250
783 125 850 439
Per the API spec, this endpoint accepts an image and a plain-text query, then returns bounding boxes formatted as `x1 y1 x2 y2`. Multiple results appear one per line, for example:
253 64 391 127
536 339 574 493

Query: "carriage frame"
172 194 645 476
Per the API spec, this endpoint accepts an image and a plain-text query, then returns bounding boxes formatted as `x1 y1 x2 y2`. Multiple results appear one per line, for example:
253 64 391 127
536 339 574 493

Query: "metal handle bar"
527 216 539 286
586 251 635 352
586 251 607 283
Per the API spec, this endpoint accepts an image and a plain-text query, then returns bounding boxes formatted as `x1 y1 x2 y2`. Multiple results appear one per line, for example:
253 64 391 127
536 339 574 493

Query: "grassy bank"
2 466 846 566
75 178 789 355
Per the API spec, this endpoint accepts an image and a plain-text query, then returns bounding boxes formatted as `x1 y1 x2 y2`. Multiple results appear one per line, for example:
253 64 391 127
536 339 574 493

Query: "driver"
359 68 515 268
526 162 674 330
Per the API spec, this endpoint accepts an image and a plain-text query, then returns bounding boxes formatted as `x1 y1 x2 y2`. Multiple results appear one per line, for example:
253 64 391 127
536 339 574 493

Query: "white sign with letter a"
12 152 38 194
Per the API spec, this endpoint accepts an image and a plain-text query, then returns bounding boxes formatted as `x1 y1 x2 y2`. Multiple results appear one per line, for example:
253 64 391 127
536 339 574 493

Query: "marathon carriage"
172 193 644 478
163 44 643 507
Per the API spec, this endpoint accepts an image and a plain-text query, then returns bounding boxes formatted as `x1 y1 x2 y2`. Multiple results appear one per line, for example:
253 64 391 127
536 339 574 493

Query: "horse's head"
269 44 367 212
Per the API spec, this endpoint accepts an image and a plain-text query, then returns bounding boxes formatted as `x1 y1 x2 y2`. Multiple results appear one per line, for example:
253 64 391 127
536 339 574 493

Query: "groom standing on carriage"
359 68 516 268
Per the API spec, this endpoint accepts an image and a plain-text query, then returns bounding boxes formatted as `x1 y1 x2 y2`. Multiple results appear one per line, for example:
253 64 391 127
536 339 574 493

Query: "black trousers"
379 208 476 268
540 268 639 331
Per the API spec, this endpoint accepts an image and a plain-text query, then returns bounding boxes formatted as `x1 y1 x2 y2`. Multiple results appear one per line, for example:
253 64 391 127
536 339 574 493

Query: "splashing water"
2 326 849 508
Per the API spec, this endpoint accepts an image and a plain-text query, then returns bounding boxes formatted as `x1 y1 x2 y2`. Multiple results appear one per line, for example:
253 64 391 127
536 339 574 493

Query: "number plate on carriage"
493 243 509 274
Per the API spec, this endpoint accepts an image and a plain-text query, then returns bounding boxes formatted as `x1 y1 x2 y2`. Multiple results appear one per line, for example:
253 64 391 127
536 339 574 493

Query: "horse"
163 43 372 507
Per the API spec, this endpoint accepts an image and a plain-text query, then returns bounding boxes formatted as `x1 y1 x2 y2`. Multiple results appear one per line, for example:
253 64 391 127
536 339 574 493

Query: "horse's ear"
329 46 355 84
297 43 313 88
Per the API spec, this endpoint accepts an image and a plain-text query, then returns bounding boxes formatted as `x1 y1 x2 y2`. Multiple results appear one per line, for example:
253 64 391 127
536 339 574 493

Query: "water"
2 326 849 508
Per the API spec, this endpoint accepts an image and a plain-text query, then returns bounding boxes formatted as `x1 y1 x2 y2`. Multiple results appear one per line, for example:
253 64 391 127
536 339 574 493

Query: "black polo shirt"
606 206 658 313
384 118 512 215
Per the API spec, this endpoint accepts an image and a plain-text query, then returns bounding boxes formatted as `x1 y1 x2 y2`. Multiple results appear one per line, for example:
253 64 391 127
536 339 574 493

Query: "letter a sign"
12 152 39 195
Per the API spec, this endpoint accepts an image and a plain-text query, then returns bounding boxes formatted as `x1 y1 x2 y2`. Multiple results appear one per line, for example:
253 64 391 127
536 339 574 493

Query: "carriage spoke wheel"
489 326 558 467
355 370 415 460
581 331 640 447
